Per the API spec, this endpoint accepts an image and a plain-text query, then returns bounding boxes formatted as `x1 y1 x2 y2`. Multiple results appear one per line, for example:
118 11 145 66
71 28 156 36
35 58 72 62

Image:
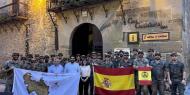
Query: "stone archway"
70 23 103 55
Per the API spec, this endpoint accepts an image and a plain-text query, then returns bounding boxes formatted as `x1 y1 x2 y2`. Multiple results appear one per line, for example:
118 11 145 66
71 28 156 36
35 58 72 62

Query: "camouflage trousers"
5 73 14 93
152 81 165 95
5 79 13 92
171 81 185 95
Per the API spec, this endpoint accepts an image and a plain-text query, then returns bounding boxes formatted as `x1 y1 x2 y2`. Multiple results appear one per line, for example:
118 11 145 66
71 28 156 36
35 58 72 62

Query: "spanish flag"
94 66 135 95
138 67 152 85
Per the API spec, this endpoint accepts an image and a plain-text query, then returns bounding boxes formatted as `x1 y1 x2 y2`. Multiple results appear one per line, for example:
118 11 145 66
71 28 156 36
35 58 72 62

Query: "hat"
21 57 27 60
114 51 119 55
12 53 19 57
34 54 40 57
70 56 75 59
58 53 63 56
148 48 154 52
119 50 124 53
133 48 138 52
50 54 55 57
170 52 177 57
91 51 96 54
155 52 161 56
104 53 110 57
44 55 49 59
124 52 129 56
81 55 86 58
27 54 33 58
107 51 112 55
39 56 44 59
138 51 144 54
97 53 101 55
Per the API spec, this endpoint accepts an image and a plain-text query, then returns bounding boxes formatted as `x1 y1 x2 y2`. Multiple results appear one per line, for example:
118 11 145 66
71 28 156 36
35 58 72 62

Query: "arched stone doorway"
70 23 103 56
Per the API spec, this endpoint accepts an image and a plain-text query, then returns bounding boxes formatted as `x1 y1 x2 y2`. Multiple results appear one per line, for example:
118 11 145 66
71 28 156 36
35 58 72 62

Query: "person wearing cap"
130 48 139 63
44 55 50 64
58 53 67 68
149 52 166 95
101 53 113 68
76 54 81 63
58 53 63 60
33 56 44 72
40 56 48 72
119 51 125 61
2 53 21 92
147 48 155 64
112 51 122 68
20 56 32 70
120 52 133 68
34 54 40 61
81 55 86 61
48 56 64 74
89 51 99 95
97 53 102 60
86 54 91 63
50 54 56 63
64 56 80 74
146 49 155 95
167 52 186 95
133 50 150 95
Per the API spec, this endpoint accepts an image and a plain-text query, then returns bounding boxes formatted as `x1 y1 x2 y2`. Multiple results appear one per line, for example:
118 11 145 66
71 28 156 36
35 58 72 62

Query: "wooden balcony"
0 2 28 24
47 0 116 12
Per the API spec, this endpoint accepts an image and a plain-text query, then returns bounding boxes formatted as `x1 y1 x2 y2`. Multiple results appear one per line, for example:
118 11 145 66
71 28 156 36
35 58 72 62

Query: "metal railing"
0 2 28 22
47 0 114 12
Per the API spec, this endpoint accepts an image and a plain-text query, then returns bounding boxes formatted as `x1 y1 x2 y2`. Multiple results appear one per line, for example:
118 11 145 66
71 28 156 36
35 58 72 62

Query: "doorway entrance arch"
70 23 103 56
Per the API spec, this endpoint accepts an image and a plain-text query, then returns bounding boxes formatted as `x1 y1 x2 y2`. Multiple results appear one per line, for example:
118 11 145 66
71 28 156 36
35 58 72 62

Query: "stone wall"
0 0 55 62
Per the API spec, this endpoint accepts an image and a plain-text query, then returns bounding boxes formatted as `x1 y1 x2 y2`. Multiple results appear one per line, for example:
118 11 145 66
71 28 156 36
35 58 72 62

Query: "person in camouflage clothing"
33 56 47 72
120 52 133 68
133 51 150 95
167 52 186 95
2 53 21 92
20 56 32 70
112 51 122 68
101 53 113 68
150 52 166 95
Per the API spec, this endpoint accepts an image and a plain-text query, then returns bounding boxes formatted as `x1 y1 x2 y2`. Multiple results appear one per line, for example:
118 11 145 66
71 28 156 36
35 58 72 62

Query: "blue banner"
13 68 80 95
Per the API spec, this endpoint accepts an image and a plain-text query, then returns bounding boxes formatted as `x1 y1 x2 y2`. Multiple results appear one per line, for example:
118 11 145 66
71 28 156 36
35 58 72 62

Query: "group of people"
0 48 187 95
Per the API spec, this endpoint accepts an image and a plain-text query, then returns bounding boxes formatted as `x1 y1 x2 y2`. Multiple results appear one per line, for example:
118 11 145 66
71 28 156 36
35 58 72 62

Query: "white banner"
13 68 80 95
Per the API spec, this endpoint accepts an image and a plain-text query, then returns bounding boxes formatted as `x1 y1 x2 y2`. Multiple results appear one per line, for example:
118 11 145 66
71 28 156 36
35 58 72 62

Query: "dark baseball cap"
58 53 63 56
138 51 144 54
148 48 154 52
155 52 161 56
170 52 177 57
12 53 19 57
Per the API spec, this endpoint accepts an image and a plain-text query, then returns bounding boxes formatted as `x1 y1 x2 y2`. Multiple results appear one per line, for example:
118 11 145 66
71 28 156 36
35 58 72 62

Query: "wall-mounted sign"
127 18 168 29
142 32 170 41
128 32 139 44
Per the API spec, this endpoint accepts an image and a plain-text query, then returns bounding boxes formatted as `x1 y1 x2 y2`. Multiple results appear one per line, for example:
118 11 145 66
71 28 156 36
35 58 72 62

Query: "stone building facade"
52 0 183 59
0 0 187 64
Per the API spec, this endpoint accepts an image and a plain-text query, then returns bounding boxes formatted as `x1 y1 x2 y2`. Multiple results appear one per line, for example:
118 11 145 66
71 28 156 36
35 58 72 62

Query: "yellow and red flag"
138 67 152 85
94 66 135 95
